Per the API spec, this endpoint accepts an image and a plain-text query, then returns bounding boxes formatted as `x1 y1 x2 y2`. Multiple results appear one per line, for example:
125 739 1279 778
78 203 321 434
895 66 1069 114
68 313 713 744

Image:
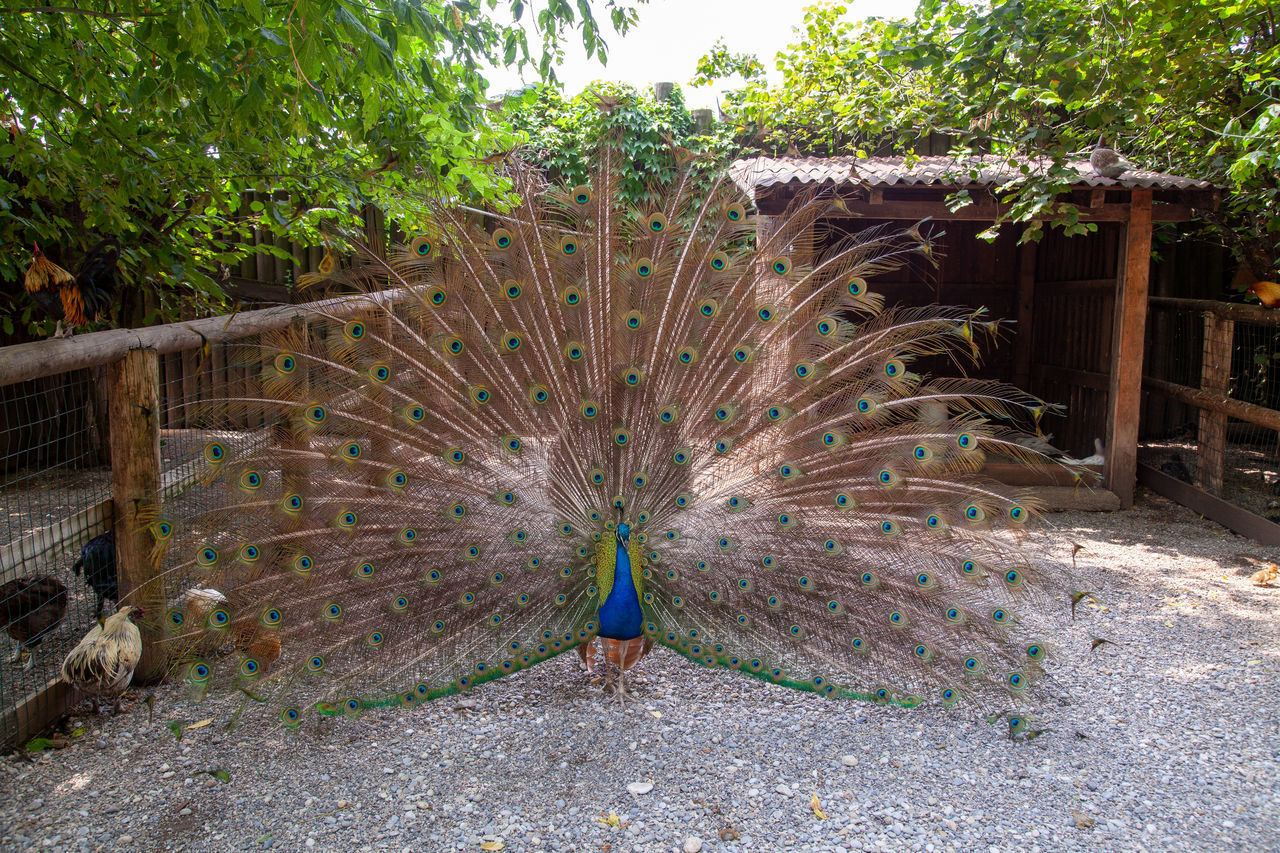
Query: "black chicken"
0 576 68 670
24 238 120 336
72 529 117 616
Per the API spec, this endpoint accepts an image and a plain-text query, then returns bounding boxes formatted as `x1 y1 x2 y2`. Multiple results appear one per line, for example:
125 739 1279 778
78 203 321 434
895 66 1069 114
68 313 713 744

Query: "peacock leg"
615 668 629 704
600 656 615 697
18 647 33 671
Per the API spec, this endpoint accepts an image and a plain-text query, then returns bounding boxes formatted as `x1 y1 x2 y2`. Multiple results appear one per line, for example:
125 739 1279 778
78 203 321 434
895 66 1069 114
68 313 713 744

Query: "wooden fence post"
108 347 165 683
1104 189 1153 508
1197 312 1233 494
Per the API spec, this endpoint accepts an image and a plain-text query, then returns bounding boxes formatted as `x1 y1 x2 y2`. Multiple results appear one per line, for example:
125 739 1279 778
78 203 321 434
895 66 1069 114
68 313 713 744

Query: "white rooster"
61 605 143 713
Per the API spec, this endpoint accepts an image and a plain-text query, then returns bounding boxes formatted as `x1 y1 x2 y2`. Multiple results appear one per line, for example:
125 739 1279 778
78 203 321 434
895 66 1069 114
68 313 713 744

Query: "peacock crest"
152 133 1064 727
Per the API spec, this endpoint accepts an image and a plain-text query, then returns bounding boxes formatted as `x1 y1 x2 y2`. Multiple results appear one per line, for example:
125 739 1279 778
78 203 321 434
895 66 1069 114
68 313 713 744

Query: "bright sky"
484 0 920 109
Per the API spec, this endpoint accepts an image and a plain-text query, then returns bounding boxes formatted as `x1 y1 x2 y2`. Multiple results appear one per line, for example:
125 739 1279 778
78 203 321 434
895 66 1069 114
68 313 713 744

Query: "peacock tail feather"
153 129 1067 726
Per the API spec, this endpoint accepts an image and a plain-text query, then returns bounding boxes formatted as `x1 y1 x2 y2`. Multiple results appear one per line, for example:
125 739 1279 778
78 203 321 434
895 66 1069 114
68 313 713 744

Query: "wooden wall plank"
1013 233 1037 388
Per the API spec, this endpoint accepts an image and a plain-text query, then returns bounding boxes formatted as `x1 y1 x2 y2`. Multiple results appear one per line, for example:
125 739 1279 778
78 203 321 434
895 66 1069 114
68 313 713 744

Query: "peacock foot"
18 649 34 671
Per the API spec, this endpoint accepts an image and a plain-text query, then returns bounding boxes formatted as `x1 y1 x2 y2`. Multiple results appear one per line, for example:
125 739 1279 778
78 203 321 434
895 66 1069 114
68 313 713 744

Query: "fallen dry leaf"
185 719 213 730
480 842 505 851
809 793 827 820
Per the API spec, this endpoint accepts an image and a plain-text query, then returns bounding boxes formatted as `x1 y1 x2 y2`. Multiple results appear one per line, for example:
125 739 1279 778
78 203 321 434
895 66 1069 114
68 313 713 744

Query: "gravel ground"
1 490 1277 853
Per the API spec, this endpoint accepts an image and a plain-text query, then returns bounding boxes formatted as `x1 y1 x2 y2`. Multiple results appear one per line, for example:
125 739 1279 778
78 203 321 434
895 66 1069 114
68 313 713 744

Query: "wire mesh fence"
0 369 114 745
1142 298 1280 523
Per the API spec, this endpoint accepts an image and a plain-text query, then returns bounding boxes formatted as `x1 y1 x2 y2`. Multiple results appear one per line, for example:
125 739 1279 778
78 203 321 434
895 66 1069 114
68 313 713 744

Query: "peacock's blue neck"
598 536 643 640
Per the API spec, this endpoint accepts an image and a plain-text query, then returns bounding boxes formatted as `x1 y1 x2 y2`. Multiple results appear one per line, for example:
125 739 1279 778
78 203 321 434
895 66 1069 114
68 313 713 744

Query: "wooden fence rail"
0 287 414 386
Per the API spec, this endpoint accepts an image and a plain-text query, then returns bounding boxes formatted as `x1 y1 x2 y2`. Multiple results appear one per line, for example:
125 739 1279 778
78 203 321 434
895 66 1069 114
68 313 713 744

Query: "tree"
0 0 640 334
500 82 735 205
696 0 1280 272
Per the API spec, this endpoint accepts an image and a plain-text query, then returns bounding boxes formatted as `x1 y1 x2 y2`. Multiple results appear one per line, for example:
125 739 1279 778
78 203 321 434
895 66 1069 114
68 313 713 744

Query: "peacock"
150 128 1068 728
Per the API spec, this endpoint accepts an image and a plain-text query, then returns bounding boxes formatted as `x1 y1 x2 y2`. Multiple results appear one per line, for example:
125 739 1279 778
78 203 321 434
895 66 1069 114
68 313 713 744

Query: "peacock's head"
616 522 631 541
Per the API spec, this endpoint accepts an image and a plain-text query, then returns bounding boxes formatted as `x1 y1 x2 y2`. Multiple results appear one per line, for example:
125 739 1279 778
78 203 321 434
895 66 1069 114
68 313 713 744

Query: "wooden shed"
731 154 1218 508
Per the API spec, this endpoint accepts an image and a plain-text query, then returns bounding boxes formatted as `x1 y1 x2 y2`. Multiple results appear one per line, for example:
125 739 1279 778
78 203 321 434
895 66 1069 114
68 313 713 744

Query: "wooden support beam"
1035 486 1121 512
1013 232 1038 388
1104 189 1153 508
822 200 1195 223
1032 363 1109 392
1196 314 1233 494
108 347 165 684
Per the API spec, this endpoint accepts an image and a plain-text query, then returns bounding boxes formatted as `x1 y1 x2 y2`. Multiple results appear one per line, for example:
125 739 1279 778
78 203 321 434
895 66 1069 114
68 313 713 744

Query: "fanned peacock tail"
152 130 1068 727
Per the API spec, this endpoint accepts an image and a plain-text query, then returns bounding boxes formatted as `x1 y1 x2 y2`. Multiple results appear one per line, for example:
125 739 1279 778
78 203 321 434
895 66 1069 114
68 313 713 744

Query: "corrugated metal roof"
729 154 1213 194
